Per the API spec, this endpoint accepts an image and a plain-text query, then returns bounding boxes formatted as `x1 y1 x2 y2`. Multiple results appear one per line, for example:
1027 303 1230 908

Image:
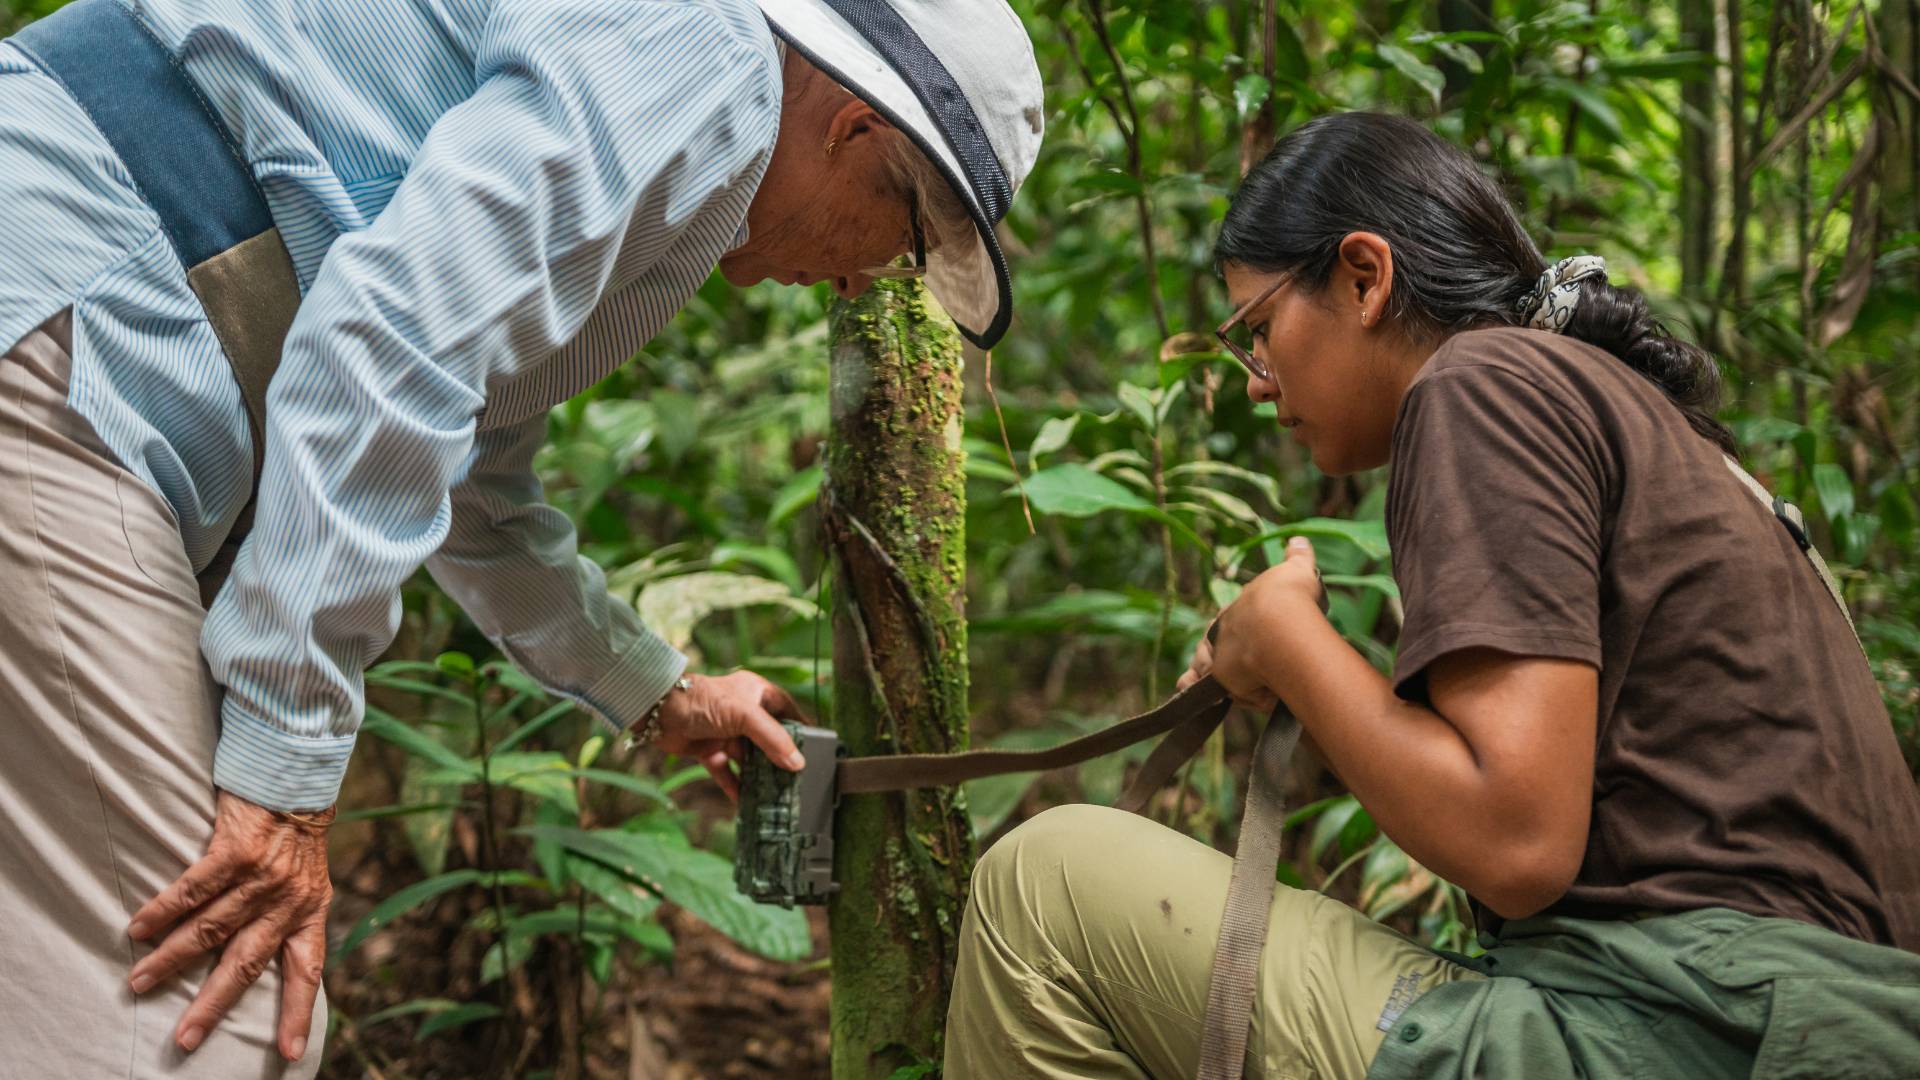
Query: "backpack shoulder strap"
1721 455 1861 644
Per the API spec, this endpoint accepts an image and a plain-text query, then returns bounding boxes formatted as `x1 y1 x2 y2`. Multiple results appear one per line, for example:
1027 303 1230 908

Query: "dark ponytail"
1216 111 1733 453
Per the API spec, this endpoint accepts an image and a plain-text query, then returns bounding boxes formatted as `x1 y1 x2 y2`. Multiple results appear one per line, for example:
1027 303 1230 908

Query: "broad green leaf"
493 700 576 755
1812 463 1855 521
1376 44 1445 105
1308 796 1363 861
1601 51 1712 79
518 826 812 961
636 572 815 652
1322 573 1401 600
1183 487 1264 530
362 712 475 776
335 869 485 956
767 465 823 528
567 854 664 922
571 768 673 807
1166 460 1282 507
1543 76 1624 141
435 651 476 679
1028 414 1081 464
1024 465 1153 516
1249 518 1392 561
712 542 805 593
1117 382 1158 431
416 1002 502 1040
334 800 465 824
358 998 465 1031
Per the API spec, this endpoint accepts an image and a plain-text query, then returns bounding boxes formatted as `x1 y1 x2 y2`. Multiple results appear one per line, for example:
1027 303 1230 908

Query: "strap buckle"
1773 496 1813 551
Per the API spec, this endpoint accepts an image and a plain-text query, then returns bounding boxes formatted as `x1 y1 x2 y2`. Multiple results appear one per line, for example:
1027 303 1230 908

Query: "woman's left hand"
1206 536 1328 708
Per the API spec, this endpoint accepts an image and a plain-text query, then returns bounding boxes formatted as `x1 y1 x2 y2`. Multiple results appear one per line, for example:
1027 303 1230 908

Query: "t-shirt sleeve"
1387 362 1609 703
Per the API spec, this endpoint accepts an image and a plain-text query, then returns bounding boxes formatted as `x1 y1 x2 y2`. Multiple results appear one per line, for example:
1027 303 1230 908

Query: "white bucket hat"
754 0 1045 349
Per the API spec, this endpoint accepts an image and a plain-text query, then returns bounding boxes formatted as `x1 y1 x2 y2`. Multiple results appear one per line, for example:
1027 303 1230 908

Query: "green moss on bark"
825 280 974 1078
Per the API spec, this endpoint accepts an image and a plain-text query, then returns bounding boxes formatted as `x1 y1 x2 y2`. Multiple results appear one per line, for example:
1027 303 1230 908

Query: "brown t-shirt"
1386 327 1920 952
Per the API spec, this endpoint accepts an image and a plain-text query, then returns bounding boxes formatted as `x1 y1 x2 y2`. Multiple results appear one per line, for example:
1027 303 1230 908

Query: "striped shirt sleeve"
425 414 688 733
202 0 779 811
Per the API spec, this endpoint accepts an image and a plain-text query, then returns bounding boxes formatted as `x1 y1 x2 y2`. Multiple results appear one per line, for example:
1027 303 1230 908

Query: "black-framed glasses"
1214 274 1290 381
859 189 928 279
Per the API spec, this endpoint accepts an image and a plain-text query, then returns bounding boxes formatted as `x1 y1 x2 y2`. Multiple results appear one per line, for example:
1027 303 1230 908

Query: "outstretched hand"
127 790 330 1062
653 670 812 800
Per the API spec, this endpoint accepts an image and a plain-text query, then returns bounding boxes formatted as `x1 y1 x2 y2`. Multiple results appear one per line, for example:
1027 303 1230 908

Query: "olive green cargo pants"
944 804 1483 1079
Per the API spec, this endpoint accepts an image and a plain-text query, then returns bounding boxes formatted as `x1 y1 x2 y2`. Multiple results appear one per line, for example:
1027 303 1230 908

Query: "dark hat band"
819 0 1013 223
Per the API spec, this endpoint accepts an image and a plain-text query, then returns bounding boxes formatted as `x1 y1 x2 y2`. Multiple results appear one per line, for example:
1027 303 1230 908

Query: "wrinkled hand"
653 670 810 800
127 790 330 1061
1182 537 1326 710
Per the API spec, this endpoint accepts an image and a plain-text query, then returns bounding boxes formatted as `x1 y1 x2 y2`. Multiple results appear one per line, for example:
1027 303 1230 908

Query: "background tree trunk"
1680 0 1719 297
823 279 976 1078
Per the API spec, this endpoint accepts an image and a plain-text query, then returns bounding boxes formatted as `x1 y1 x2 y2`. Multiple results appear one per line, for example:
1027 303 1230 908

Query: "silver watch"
623 676 692 752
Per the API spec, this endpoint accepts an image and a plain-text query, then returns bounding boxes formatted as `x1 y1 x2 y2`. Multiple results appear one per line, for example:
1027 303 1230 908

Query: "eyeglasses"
1214 274 1291 382
858 189 928 280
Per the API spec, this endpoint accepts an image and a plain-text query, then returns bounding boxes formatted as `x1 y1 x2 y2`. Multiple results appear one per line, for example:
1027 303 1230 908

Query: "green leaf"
358 998 466 1031
1028 414 1081 465
1432 40 1483 74
1376 44 1446 105
416 1002 502 1040
1232 73 1272 121
1601 51 1713 79
767 465 824 528
362 713 475 776
493 700 576 755
1166 460 1282 507
712 542 805 593
334 800 465 823
518 826 812 961
1117 382 1159 431
435 651 476 679
567 854 664 922
1249 518 1391 561
423 752 579 814
1309 796 1363 861
1023 465 1154 516
335 870 484 956
1322 573 1401 600
636 571 815 652
571 768 673 807
1812 463 1856 521
1543 77 1624 141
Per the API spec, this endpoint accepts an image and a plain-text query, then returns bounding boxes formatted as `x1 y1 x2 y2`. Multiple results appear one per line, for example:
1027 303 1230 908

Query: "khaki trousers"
0 312 325 1078
944 804 1483 1080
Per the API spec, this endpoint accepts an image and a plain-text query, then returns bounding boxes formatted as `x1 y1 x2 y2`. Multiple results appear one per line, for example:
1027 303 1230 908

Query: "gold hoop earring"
824 138 838 158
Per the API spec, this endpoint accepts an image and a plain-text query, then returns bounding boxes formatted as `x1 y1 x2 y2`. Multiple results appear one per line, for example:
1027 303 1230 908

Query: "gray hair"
877 129 973 257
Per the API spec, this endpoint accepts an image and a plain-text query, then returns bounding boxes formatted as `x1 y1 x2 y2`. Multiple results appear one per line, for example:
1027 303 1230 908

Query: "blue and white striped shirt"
0 0 783 810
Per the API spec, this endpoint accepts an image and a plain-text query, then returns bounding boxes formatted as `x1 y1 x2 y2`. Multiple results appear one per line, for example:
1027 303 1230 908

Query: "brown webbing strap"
1113 699 1230 814
1195 710 1300 1080
834 671 1301 1079
186 229 301 608
834 676 1233 794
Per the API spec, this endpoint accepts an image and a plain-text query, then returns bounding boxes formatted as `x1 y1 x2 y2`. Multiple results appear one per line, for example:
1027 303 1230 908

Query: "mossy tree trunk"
823 279 975 1078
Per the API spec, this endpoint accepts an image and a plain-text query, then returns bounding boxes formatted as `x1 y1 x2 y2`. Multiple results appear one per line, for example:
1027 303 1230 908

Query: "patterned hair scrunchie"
1516 255 1608 332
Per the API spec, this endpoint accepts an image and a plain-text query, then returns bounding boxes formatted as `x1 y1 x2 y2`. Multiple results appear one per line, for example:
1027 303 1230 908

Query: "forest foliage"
4 0 1916 1075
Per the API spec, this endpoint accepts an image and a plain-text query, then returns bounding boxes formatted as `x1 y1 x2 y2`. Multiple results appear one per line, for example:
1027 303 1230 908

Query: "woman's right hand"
651 671 809 800
1179 624 1281 714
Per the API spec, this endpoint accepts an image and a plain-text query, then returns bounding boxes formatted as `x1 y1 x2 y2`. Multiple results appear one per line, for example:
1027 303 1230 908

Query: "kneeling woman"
943 112 1920 1079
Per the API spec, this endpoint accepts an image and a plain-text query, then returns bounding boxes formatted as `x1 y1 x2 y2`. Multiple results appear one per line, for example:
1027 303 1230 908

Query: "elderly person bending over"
0 0 1041 1073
